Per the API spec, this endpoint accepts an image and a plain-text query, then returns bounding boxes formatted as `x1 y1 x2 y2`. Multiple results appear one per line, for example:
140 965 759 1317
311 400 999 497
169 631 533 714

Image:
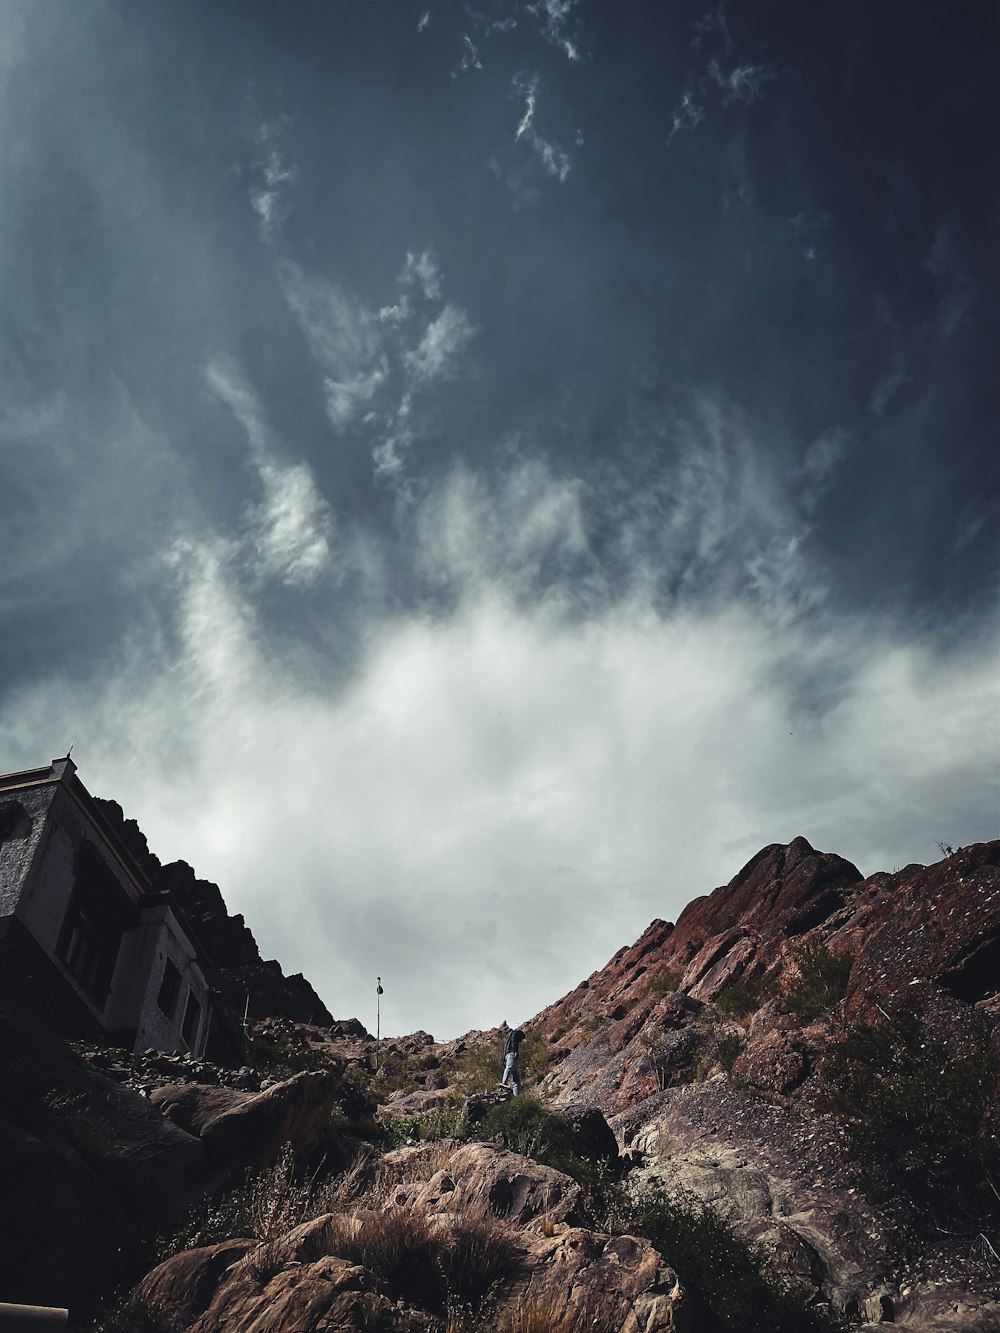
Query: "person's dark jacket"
503 1029 524 1058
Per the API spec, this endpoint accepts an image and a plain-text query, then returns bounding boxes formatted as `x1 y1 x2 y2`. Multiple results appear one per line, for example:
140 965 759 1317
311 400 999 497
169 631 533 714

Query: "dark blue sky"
0 1 996 1036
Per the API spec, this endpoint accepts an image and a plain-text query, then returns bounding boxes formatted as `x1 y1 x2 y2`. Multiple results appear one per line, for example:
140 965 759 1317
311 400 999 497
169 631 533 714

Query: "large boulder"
150 1069 339 1183
380 1140 587 1227
139 1241 438 1332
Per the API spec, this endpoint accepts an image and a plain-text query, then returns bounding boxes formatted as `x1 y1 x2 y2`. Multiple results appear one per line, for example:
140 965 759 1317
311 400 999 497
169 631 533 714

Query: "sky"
0 0 997 1040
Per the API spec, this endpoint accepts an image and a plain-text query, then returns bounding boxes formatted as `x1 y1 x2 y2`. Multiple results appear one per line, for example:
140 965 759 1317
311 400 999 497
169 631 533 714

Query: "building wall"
132 907 212 1057
0 768 212 1057
0 783 58 920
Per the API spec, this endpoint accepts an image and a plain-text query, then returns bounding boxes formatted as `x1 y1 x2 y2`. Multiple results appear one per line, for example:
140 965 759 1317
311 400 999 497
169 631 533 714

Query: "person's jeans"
502 1052 522 1096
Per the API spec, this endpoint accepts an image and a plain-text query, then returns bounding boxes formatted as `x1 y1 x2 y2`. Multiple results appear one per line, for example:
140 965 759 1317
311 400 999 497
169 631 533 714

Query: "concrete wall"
133 908 212 1057
0 784 58 920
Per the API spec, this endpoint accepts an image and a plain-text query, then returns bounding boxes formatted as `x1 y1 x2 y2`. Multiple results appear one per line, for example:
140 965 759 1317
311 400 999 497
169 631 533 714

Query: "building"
0 756 216 1056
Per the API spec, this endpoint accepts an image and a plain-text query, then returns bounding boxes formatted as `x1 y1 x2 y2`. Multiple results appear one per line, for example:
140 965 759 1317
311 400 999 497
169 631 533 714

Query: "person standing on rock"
501 1025 525 1096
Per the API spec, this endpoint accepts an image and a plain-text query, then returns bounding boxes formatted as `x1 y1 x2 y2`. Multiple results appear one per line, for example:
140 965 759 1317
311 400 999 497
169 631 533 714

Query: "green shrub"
819 1010 1000 1223
384 1101 468 1145
473 1096 622 1213
475 1095 576 1164
715 972 770 1021
617 1184 845 1333
643 967 680 996
247 1031 329 1081
715 1033 743 1073
158 1142 376 1260
340 1064 380 1121
783 940 852 1021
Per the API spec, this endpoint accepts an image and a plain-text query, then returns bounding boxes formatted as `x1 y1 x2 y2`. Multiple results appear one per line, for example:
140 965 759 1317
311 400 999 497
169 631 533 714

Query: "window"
157 958 182 1019
56 845 136 1010
181 990 202 1049
0 800 31 843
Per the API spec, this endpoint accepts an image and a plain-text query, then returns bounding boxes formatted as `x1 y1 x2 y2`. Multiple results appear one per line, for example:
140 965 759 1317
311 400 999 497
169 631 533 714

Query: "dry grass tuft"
447 1291 616 1333
318 1203 519 1316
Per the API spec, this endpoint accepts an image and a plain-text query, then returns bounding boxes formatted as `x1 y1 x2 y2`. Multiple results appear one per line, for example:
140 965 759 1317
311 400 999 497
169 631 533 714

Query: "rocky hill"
1 837 998 1332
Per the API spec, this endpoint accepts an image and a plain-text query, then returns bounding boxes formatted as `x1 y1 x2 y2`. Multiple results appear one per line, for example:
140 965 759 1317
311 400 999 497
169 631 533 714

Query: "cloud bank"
2 439 994 1040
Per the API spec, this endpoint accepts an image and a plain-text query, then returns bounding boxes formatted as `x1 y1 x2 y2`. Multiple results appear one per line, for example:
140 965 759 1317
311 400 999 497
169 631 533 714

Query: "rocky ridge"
2 835 998 1331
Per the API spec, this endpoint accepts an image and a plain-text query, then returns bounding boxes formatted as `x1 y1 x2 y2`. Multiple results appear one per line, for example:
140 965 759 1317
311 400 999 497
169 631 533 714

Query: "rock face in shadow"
0 1008 347 1315
150 1069 340 1187
0 1006 205 1311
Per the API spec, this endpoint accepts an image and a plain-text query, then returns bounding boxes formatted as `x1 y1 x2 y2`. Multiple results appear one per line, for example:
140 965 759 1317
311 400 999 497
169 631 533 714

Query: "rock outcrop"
137 1142 689 1333
0 1005 205 1312
529 838 1000 1329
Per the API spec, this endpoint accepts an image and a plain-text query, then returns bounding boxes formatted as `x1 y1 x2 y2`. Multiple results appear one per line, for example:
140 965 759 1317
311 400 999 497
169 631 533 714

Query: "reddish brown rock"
380 1140 588 1227
137 1138 690 1333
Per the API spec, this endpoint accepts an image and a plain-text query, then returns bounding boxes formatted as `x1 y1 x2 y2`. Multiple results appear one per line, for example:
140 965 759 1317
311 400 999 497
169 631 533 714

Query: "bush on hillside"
616 1184 845 1333
783 940 852 1021
819 1010 1000 1224
715 972 771 1021
475 1095 577 1165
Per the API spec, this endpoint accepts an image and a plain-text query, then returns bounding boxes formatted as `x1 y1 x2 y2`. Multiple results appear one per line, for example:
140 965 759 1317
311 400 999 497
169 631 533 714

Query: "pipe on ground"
0 1305 69 1331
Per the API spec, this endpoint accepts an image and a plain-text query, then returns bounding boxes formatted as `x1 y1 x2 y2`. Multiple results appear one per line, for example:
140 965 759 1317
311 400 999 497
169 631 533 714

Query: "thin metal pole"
376 976 382 1070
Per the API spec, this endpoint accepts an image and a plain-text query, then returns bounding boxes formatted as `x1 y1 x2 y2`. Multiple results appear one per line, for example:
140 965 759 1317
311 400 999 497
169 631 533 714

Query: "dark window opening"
56 845 136 1010
181 991 203 1049
0 800 31 843
157 958 182 1019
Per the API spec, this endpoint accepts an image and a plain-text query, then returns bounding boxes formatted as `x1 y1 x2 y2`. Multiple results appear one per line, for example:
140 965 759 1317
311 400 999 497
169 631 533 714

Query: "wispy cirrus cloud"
404 304 475 384
276 251 474 483
249 120 298 243
453 33 483 80
204 357 333 588
528 0 584 63
513 73 572 182
667 3 773 146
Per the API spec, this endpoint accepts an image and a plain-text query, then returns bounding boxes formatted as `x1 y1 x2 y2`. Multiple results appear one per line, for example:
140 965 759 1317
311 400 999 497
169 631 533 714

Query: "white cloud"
402 250 442 302
205 357 333 587
515 74 538 141
799 428 850 514
277 252 473 476
2 480 995 1041
278 261 384 430
709 58 770 104
667 89 704 145
249 123 298 243
454 33 483 78
529 0 583 62
668 5 773 143
513 74 573 182
417 10 430 33
324 365 388 429
404 305 475 383
247 461 333 588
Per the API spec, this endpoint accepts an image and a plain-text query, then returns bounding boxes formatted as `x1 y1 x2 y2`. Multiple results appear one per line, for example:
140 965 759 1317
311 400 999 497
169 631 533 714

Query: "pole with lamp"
375 976 383 1071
